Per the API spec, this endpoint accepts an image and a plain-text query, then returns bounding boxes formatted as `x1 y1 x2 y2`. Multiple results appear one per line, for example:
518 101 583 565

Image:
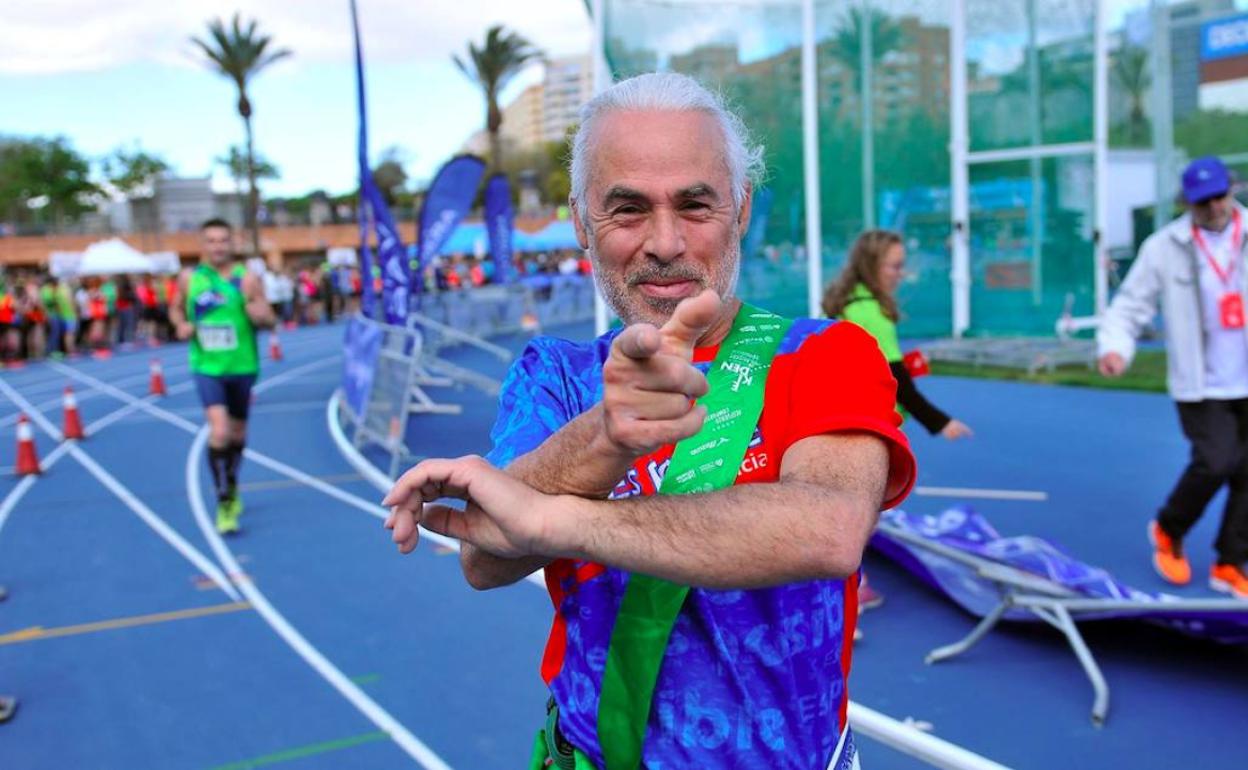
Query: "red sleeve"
782 320 916 509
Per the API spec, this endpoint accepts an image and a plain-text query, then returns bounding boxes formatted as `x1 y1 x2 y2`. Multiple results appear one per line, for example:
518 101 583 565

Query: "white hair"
569 72 765 224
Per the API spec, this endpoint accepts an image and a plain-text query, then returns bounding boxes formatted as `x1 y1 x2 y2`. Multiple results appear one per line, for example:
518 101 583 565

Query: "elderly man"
384 72 915 770
1099 156 1248 599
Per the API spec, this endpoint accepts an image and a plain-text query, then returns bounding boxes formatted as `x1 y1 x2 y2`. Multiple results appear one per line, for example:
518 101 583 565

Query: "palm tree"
1112 43 1151 146
829 8 905 86
453 25 543 172
192 14 291 256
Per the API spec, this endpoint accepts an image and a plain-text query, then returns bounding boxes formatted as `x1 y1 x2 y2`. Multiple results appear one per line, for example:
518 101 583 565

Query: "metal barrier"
923 337 1096 374
339 315 488 479
415 276 597 339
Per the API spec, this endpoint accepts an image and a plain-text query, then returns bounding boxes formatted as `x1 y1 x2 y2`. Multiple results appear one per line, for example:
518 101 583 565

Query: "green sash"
595 303 792 770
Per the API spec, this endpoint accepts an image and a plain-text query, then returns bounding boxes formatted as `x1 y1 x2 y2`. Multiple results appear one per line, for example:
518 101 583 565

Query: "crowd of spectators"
0 261 365 366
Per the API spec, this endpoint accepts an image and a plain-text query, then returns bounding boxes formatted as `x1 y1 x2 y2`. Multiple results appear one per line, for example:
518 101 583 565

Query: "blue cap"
1182 156 1231 204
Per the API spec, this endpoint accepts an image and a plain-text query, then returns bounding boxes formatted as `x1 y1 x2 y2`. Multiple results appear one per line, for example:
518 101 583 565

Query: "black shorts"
194 373 257 420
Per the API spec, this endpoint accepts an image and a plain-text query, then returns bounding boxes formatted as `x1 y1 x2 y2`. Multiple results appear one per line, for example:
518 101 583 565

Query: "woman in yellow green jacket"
823 230 972 616
823 229 972 440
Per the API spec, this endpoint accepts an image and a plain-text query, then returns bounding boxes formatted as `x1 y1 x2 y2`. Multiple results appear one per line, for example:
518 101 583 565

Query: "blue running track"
0 321 1243 769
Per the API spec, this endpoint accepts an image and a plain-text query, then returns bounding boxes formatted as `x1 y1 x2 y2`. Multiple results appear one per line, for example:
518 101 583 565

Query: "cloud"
0 0 591 75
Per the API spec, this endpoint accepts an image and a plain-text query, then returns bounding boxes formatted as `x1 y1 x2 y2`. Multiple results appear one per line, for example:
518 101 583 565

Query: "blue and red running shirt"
486 315 916 770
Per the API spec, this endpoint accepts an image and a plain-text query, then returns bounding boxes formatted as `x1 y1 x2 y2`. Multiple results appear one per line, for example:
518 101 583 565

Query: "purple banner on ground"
484 173 513 284
417 155 486 285
872 507 1248 644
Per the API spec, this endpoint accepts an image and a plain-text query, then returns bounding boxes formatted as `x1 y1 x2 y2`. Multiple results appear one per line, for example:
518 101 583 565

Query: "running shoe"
1210 563 1248 600
215 499 239 535
1148 520 1190 585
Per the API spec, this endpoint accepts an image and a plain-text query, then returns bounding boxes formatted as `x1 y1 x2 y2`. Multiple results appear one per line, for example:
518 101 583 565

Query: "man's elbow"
461 554 508 591
808 511 875 579
811 546 865 580
460 548 532 591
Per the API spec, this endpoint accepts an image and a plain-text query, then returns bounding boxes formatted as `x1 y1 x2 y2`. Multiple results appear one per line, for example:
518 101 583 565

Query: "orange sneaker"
1209 563 1248 600
1148 521 1191 585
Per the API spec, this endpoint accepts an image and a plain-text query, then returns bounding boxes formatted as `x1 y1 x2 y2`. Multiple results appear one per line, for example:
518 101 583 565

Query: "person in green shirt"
170 219 275 534
53 279 78 358
823 229 972 615
823 229 972 441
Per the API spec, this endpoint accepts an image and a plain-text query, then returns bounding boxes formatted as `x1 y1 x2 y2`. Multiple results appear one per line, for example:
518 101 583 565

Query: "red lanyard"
1192 209 1243 289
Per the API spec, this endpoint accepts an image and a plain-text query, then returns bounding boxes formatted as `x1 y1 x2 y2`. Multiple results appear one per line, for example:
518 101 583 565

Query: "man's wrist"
538 494 594 560
584 404 638 467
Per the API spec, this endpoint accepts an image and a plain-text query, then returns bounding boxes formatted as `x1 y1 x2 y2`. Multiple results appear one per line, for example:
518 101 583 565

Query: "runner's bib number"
197 324 238 351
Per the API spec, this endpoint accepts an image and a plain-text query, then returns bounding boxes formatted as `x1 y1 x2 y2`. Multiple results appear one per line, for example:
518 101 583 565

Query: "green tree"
453 25 543 172
1176 109 1248 158
497 138 571 208
102 145 170 236
101 146 169 198
0 136 99 232
372 146 409 207
829 8 905 86
1112 43 1151 146
192 13 291 255
215 144 279 194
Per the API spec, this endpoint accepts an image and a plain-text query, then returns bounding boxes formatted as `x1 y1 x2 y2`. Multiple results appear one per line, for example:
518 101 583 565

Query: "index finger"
658 290 721 357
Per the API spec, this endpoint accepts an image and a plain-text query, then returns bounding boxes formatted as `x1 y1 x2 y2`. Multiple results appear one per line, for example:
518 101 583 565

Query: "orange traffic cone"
149 359 167 396
269 330 283 361
62 387 85 440
15 415 40 476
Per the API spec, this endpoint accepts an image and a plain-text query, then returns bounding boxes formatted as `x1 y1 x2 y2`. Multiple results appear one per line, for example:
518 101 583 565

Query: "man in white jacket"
1098 156 1248 599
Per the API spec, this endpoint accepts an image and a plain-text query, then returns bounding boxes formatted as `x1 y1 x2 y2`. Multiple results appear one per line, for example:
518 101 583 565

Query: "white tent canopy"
49 238 179 278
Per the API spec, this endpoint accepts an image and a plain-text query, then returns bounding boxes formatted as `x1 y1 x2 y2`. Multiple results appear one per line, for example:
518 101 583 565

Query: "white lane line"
0 357 193 398
915 486 1048 502
121 400 332 422
86 382 196 434
0 395 188 538
49 353 458 767
0 476 39 539
0 376 240 601
848 702 1010 770
324 391 545 588
186 437 452 768
69 446 240 601
0 368 190 430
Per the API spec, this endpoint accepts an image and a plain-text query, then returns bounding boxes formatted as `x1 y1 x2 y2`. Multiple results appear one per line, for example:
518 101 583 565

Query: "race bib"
1220 293 1245 330
197 324 238 351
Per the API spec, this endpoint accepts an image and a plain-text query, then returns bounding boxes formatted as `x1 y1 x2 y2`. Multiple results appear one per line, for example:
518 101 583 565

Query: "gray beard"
587 237 741 326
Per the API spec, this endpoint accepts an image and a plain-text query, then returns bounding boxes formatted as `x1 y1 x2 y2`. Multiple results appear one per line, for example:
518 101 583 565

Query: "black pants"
1158 398 1248 565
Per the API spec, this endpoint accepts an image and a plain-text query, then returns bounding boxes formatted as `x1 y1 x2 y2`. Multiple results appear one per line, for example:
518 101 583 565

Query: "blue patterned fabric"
488 320 874 770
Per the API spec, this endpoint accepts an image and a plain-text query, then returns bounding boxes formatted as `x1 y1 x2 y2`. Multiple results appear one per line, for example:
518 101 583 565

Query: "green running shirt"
186 265 259 376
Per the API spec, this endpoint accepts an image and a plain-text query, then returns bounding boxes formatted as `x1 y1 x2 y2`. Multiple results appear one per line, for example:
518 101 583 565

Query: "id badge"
1220 292 1245 330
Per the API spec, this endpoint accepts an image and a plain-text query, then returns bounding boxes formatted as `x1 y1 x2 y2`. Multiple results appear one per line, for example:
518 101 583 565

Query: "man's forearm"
545 480 880 589
461 405 637 589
